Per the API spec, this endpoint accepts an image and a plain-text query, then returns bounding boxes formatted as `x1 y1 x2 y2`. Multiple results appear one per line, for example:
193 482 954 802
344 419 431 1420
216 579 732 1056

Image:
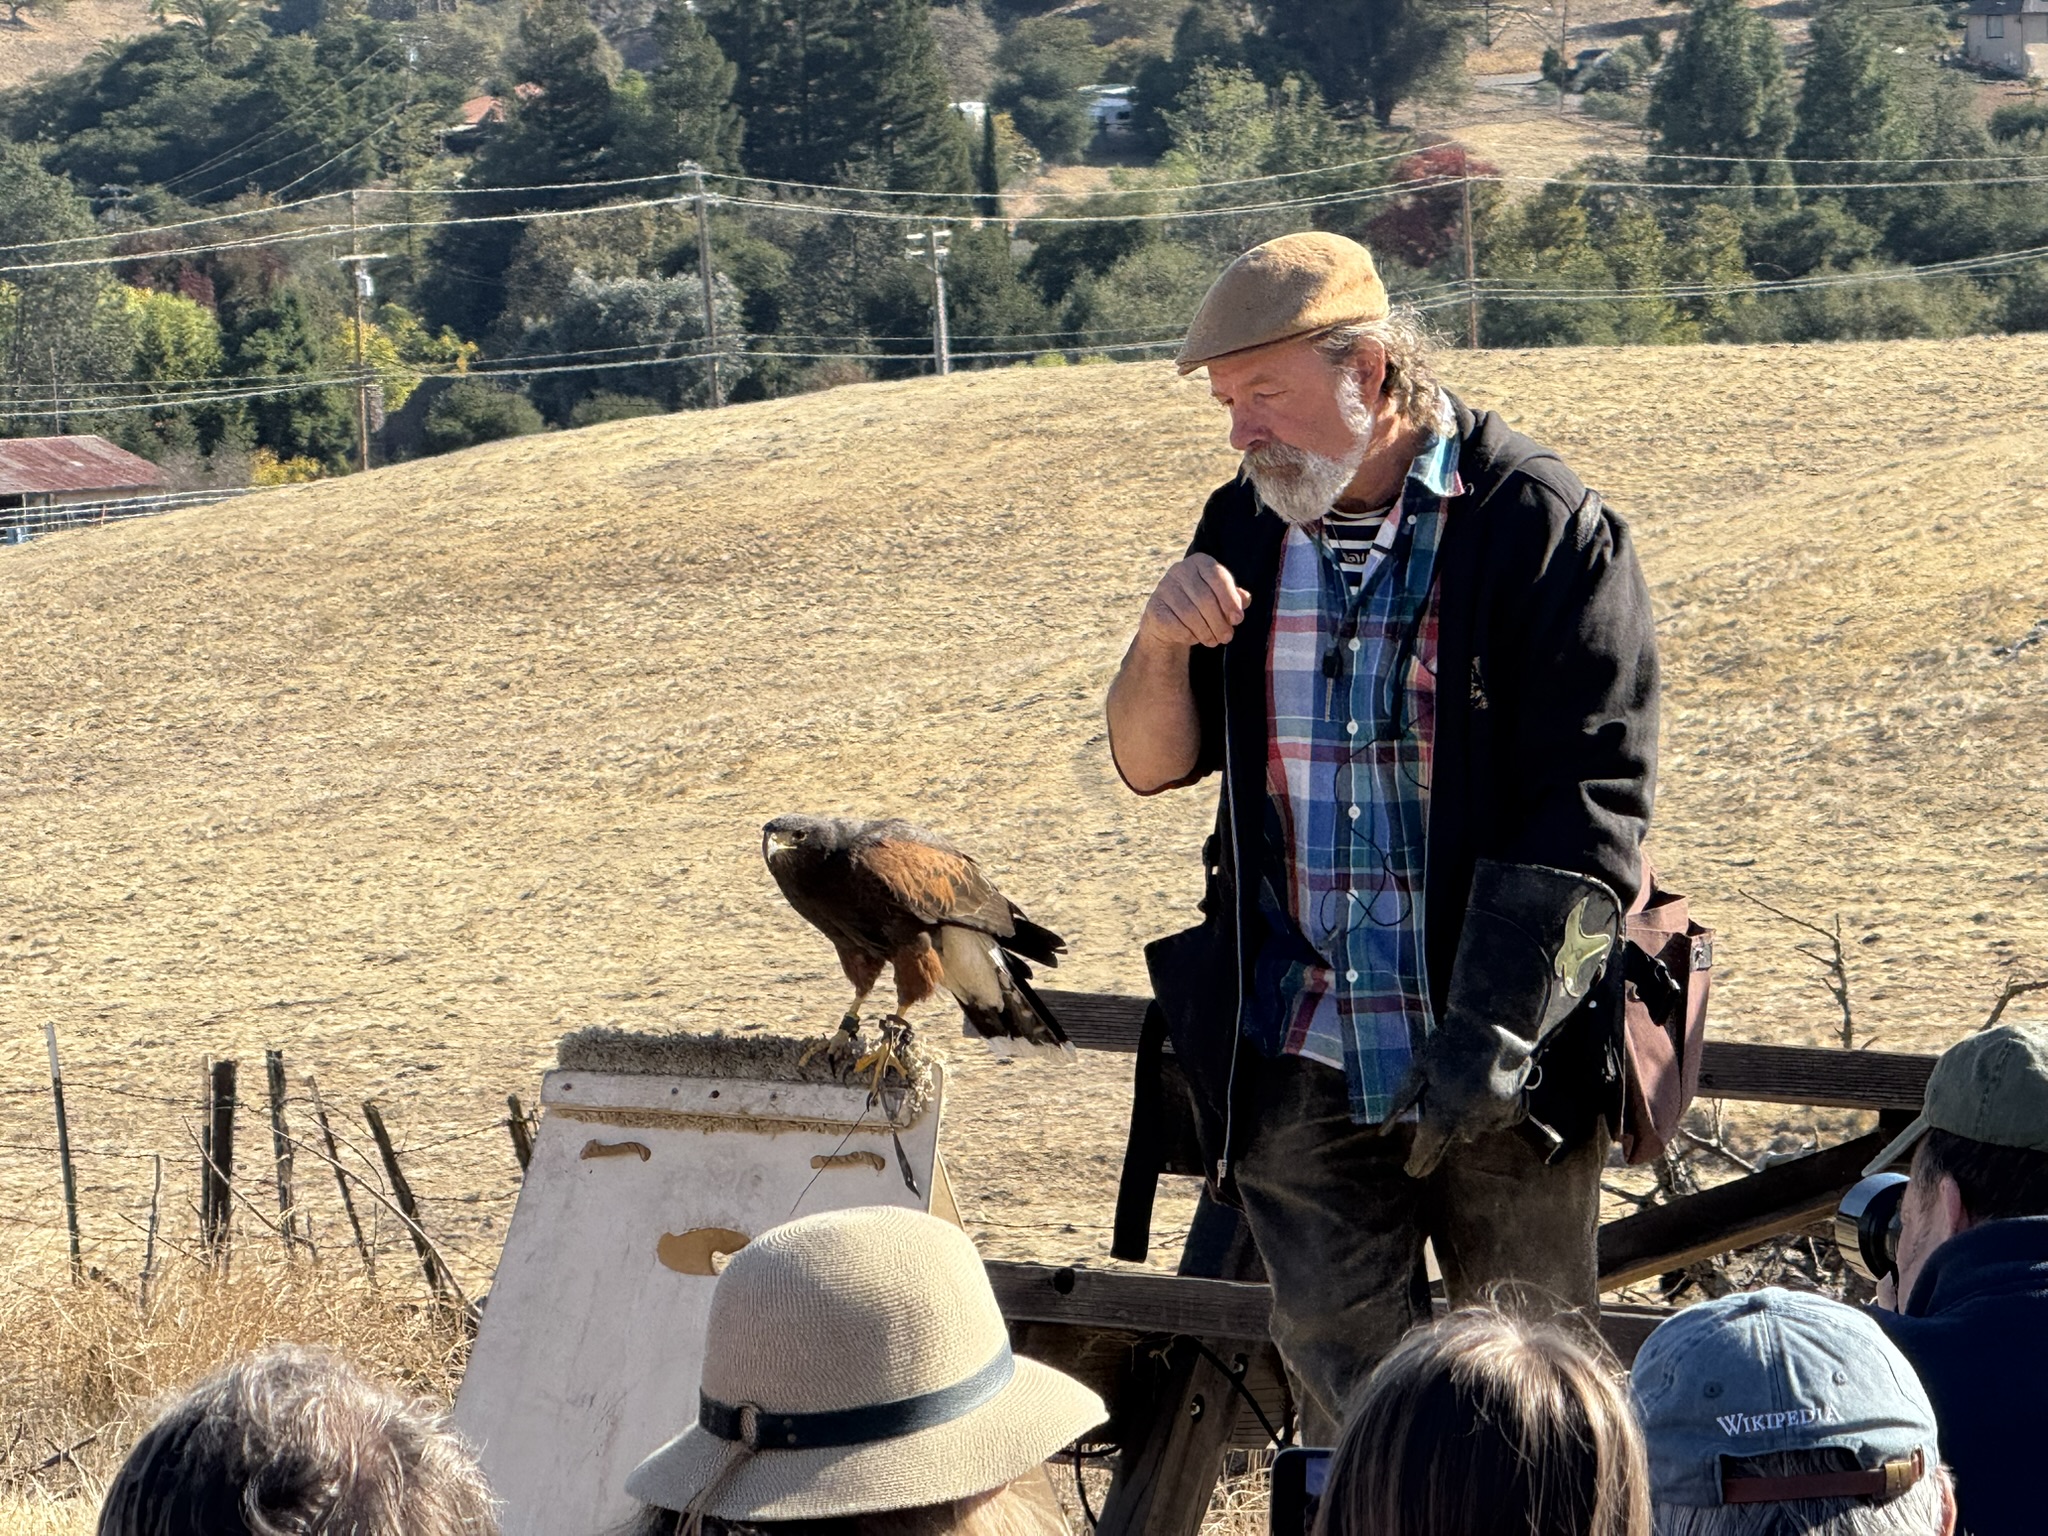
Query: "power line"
17 158 2048 282
15 234 2048 419
160 42 401 197
14 147 2048 274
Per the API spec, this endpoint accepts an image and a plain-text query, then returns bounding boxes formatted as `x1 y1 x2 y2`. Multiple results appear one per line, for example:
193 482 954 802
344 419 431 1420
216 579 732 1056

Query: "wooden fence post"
203 1059 237 1263
1094 1194 1274 1536
265 1050 304 1257
140 1152 162 1307
43 1022 82 1280
506 1094 534 1172
361 1099 448 1302
308 1076 373 1279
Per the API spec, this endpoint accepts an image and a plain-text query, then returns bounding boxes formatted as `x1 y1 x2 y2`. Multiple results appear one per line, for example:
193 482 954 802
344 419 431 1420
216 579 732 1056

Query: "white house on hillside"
1959 0 2048 77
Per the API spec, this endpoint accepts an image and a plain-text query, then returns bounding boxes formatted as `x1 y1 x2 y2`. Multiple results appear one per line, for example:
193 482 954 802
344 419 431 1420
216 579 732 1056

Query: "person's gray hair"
1651 1450 1950 1536
1313 310 1442 435
97 1344 498 1536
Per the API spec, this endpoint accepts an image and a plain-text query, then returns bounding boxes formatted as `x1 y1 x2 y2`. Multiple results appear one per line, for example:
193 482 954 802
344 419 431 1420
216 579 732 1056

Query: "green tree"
1021 195 1161 308
518 269 746 418
932 224 1052 362
1478 182 1703 346
1154 65 1361 257
0 149 135 436
629 3 744 174
1250 0 1467 128
1060 241 1214 350
123 286 226 384
1877 74 2040 267
1788 0 1917 219
164 0 264 63
990 17 1102 162
706 0 973 190
419 0 622 337
230 288 354 466
1647 0 1793 174
423 379 545 453
1130 0 1246 151
494 0 621 187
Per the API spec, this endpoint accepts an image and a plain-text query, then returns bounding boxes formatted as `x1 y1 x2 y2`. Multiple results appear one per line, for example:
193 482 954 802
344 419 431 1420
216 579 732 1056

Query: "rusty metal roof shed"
0 436 168 497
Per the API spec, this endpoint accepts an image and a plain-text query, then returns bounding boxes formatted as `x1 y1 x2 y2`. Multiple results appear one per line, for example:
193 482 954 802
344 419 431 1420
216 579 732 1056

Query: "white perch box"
455 1060 946 1536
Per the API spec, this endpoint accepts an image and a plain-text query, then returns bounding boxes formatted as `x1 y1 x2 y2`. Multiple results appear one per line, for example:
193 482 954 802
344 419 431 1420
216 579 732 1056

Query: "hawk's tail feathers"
956 958 1074 1062
1003 915 1066 968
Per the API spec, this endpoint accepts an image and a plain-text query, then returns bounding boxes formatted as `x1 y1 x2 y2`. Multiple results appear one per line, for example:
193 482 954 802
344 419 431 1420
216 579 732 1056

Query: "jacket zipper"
1218 640 1245 1184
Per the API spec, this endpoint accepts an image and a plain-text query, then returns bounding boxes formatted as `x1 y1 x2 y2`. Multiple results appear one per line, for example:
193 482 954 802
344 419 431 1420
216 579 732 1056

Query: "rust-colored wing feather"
851 822 1016 935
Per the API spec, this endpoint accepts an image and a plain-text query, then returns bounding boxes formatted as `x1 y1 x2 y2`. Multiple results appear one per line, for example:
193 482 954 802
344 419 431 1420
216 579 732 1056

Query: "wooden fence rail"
1003 987 1935 1536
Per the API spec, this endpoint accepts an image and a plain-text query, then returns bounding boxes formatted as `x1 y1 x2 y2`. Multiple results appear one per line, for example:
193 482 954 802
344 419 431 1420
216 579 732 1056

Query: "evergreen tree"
231 288 354 466
491 0 622 189
706 0 972 191
990 17 1102 163
1789 2 1917 190
978 105 1001 217
1250 0 1467 128
1130 0 1247 151
624 3 745 175
419 0 621 338
1647 0 1793 174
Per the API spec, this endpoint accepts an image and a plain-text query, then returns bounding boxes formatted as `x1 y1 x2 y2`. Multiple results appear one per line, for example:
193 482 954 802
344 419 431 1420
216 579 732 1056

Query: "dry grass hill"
0 338 2045 1516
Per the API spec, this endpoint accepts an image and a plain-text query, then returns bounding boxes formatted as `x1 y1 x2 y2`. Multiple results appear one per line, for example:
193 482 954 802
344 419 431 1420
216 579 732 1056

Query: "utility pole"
335 192 389 475
682 162 722 408
905 226 952 376
1461 173 1480 350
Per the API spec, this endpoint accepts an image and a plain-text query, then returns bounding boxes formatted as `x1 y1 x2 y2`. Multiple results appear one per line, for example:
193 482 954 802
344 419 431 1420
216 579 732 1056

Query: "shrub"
249 448 324 485
569 392 665 426
422 379 545 453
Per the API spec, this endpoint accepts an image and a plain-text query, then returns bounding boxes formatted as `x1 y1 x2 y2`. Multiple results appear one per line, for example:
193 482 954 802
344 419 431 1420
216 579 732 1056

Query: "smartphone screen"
1269 1447 1332 1536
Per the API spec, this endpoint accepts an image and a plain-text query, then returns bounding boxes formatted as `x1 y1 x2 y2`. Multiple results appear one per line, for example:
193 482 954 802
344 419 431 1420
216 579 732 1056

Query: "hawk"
761 815 1073 1071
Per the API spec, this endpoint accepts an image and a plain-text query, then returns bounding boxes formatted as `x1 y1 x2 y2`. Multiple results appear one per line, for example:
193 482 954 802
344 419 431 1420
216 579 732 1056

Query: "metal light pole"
682 161 723 408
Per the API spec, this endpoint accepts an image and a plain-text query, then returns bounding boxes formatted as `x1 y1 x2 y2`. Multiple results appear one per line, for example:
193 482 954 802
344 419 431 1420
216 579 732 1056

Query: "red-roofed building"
0 435 168 541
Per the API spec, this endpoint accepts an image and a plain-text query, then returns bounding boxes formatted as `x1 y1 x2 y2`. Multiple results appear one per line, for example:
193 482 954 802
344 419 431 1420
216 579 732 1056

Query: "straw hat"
1176 232 1390 374
625 1207 1107 1522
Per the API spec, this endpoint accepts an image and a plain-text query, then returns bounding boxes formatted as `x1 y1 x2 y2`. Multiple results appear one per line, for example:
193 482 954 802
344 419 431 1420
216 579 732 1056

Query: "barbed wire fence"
0 1031 536 1311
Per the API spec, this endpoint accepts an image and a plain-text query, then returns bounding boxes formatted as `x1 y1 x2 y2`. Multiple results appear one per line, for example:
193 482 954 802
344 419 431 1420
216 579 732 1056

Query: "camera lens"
1835 1172 1909 1283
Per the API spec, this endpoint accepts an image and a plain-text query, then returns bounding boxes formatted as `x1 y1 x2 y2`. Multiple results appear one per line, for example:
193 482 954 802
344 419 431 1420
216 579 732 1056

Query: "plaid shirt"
1247 420 1460 1123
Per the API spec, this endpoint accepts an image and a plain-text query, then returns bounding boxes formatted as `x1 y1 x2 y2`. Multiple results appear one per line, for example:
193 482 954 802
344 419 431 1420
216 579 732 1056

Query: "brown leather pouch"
1617 862 1714 1164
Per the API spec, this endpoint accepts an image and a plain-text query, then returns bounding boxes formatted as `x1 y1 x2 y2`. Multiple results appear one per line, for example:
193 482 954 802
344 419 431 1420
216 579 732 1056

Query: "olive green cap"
1864 1023 2048 1176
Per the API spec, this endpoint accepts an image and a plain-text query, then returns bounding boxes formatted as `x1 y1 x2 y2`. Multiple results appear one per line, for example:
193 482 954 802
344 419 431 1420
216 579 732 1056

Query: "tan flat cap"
1176 232 1390 374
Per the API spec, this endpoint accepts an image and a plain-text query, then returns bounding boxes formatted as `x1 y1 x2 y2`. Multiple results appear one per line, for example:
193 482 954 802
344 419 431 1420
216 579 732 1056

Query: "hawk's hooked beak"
763 831 790 859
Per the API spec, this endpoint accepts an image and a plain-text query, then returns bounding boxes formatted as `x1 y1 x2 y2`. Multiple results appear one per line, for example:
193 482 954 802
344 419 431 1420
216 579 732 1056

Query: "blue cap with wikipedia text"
1631 1288 1940 1508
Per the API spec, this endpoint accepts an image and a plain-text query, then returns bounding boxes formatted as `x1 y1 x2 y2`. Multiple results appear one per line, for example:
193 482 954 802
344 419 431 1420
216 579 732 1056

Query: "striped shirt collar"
1321 393 1459 526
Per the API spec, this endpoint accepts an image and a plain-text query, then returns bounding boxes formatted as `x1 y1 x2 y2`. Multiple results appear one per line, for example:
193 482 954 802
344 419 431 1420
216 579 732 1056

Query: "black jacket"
1137 394 1660 1195
1876 1217 2048 1536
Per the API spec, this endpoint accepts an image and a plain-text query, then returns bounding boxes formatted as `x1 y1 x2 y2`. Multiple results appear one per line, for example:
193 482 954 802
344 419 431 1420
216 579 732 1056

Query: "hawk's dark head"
762 814 855 875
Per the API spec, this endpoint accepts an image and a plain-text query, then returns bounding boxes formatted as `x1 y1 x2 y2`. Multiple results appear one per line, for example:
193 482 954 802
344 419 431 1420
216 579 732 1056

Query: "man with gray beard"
1105 232 1659 1436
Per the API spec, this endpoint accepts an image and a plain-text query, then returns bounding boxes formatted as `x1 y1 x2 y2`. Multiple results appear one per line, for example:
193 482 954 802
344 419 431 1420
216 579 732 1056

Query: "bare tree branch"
1743 891 1856 1048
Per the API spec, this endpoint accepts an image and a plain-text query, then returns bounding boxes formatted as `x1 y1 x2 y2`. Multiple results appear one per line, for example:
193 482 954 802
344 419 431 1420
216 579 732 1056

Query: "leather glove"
1383 860 1621 1178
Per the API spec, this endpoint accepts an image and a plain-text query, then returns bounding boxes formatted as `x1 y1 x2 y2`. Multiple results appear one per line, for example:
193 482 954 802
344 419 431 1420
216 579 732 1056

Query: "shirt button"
1346 969 1359 983
1348 805 1361 820
1348 639 1361 652
1346 720 1358 735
